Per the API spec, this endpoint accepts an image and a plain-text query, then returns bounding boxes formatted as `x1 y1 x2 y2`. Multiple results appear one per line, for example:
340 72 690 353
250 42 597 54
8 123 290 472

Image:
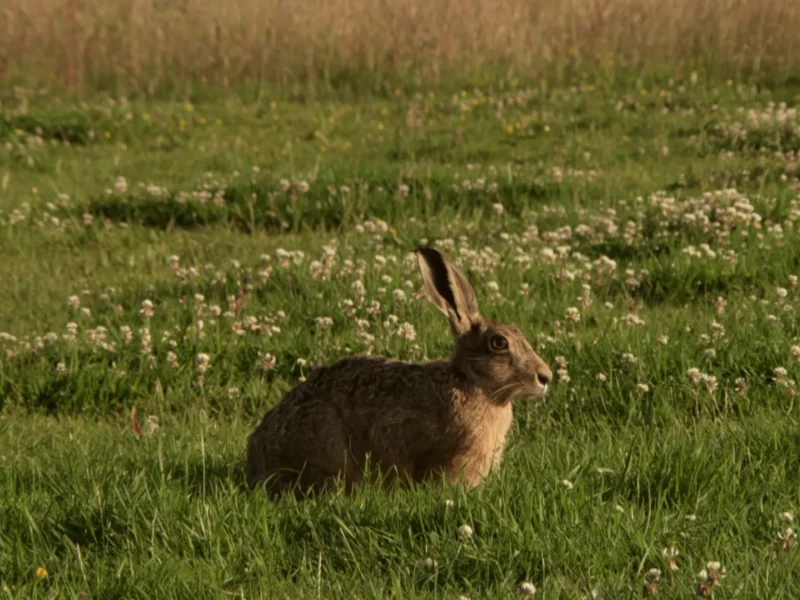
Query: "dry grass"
1 0 799 93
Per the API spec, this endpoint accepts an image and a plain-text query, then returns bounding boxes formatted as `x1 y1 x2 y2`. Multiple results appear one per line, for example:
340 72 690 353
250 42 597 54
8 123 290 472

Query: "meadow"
2 3 800 596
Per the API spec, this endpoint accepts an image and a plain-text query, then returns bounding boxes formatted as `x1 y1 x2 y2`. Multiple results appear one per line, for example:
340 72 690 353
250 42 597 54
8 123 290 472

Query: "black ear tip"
416 247 448 271
415 245 441 258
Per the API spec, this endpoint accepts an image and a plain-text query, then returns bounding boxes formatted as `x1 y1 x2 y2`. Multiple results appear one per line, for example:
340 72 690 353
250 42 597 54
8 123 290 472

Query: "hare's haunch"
246 247 552 498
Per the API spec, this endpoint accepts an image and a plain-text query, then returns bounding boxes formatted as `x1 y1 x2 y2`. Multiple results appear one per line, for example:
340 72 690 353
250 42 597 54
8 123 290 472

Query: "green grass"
2 74 800 598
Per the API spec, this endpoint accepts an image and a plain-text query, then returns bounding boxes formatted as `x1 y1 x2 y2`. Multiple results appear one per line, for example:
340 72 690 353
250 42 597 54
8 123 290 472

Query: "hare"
246 247 552 498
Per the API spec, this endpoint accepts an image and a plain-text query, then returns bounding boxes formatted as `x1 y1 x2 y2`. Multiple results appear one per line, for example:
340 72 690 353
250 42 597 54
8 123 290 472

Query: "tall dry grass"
1 0 798 93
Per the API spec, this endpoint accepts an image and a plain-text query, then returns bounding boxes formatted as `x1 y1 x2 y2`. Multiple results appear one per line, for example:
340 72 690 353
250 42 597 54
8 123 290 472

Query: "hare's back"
301 355 444 411
253 355 448 451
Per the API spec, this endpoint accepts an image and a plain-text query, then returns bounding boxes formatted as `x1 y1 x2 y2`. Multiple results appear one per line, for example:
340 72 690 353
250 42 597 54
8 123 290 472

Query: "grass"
2 69 800 598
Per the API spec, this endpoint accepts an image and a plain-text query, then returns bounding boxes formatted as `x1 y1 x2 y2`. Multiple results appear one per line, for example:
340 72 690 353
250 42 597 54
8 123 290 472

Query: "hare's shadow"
167 459 248 495
165 460 335 497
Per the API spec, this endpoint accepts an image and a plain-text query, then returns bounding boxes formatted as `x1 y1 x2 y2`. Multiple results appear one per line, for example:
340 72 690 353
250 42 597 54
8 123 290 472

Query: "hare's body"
246 356 513 494
246 248 551 498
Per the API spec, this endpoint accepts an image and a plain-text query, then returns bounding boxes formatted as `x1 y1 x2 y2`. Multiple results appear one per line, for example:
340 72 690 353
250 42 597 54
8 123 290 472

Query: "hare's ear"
416 247 481 335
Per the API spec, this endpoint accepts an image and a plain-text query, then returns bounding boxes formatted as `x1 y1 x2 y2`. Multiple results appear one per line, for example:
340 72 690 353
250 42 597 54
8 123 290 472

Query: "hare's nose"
536 366 552 386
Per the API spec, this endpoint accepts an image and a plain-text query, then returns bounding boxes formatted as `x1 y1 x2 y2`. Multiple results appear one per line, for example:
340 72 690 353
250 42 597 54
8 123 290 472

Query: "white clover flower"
663 547 680 570
315 316 334 331
777 527 796 550
196 353 211 373
120 325 133 345
457 524 474 540
620 313 646 326
114 176 128 194
140 299 155 318
519 582 536 596
398 322 417 341
258 352 277 371
351 280 366 297
644 568 661 582
700 561 726 581
295 180 310 194
146 415 159 436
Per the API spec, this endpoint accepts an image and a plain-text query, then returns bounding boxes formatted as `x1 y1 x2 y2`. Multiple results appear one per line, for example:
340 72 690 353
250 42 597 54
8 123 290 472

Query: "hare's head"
416 247 552 405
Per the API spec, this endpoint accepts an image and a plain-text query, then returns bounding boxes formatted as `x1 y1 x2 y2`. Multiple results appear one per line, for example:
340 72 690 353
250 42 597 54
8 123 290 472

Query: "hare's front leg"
440 450 497 488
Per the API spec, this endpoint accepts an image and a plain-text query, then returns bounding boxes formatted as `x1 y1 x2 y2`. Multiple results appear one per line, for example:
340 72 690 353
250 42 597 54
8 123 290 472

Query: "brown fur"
246 248 552 498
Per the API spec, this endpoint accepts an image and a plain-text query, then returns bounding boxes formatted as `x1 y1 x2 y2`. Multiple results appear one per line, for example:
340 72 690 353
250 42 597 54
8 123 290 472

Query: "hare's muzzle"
536 366 552 387
530 360 552 396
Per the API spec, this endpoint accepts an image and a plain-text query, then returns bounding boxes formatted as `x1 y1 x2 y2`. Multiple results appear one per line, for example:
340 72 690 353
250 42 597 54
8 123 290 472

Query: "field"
3 9 800 596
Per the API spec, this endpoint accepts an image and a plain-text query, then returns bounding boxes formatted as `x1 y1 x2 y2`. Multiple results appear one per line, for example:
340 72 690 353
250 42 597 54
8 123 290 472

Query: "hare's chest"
471 405 513 471
445 404 513 486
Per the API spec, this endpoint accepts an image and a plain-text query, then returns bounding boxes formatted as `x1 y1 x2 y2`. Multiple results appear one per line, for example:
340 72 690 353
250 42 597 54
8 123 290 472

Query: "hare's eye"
489 335 509 352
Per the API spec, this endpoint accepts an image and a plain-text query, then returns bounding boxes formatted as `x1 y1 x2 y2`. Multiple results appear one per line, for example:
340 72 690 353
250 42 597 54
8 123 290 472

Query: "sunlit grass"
1 72 800 597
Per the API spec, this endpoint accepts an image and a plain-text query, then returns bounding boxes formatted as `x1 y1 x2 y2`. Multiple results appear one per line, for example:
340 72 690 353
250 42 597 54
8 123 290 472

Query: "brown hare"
246 247 552 498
